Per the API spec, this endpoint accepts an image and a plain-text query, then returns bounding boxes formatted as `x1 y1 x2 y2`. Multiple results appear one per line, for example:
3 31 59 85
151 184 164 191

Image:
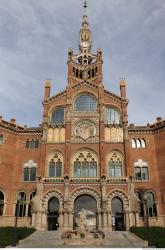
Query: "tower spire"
79 0 92 52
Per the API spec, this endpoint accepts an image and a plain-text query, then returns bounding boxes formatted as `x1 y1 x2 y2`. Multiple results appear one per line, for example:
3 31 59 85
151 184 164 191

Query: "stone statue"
128 177 140 212
79 209 87 233
31 176 44 213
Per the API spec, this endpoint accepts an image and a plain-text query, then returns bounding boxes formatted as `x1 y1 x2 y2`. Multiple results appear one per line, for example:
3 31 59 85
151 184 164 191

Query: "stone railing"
70 177 100 184
43 177 64 184
106 177 128 184
43 177 128 185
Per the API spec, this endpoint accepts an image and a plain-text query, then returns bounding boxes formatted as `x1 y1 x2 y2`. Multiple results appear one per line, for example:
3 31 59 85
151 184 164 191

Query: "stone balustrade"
43 177 129 185
107 177 128 184
43 177 64 184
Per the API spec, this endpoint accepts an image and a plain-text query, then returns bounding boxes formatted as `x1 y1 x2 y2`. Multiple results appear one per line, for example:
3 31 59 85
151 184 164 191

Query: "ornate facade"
0 2 165 232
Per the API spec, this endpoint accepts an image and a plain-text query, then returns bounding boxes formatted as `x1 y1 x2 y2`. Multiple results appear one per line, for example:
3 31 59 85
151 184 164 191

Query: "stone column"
102 211 107 228
58 210 63 228
63 211 69 228
107 210 112 231
135 212 139 227
125 211 130 230
25 204 29 217
41 212 47 230
36 212 42 230
97 209 102 229
68 211 73 229
31 212 36 227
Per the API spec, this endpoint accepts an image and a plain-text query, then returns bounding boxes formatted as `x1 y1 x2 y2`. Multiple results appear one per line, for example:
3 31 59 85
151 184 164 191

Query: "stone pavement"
17 230 148 248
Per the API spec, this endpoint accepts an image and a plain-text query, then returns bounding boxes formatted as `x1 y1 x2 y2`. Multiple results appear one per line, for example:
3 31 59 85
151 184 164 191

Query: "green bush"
0 227 35 248
130 226 165 248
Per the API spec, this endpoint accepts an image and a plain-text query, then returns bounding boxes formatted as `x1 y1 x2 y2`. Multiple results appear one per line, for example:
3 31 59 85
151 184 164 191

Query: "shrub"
130 226 165 248
0 227 35 248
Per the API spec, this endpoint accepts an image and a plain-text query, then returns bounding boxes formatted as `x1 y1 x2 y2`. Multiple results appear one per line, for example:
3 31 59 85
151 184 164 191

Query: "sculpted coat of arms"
74 120 96 141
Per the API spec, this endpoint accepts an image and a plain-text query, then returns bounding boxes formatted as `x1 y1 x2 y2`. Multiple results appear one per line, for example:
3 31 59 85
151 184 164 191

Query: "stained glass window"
75 95 97 112
51 108 64 124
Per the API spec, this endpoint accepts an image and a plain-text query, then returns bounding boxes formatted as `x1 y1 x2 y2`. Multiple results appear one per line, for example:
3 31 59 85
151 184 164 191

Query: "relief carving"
74 120 97 142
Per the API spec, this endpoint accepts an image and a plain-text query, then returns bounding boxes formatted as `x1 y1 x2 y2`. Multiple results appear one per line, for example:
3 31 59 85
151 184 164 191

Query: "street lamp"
12 194 21 247
143 193 149 227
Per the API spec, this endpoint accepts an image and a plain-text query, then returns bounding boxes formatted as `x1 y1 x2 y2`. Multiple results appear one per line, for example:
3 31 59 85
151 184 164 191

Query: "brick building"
0 1 165 231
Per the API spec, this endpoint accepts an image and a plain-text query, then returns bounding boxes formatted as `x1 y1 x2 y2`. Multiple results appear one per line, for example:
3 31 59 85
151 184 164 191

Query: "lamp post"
12 194 21 247
143 193 149 227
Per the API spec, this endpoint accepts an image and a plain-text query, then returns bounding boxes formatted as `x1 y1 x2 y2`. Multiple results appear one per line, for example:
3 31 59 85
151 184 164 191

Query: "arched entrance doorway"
47 197 59 231
74 195 97 230
111 197 125 231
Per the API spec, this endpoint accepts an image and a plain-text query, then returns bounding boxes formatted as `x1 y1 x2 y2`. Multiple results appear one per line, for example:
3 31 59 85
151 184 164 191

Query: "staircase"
17 230 148 248
18 231 64 248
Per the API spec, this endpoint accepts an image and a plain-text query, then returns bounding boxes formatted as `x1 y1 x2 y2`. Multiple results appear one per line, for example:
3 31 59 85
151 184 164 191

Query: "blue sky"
0 0 164 127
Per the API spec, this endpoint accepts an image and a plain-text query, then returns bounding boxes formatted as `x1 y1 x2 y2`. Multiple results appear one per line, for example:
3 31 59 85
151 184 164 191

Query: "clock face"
81 41 89 48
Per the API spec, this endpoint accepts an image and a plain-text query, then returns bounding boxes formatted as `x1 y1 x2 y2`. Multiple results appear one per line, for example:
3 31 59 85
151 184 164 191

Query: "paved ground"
17 230 148 248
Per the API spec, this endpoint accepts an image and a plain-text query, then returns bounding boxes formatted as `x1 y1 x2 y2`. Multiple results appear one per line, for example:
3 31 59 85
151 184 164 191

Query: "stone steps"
17 230 148 248
18 231 64 248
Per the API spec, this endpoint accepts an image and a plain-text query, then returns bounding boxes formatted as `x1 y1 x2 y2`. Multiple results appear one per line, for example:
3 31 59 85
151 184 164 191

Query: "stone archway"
74 194 97 229
68 187 101 229
107 190 129 231
68 187 101 210
42 190 63 230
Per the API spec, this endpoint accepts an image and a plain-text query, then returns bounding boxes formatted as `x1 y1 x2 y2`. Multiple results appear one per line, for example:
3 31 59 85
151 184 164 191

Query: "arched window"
23 160 37 181
106 108 120 124
0 134 4 144
75 94 97 112
56 159 62 177
73 151 98 177
35 139 39 148
51 108 64 125
108 152 123 177
141 139 146 148
136 139 141 148
134 159 149 181
132 139 136 148
16 192 26 217
28 192 36 217
48 153 63 177
146 192 157 217
0 191 4 216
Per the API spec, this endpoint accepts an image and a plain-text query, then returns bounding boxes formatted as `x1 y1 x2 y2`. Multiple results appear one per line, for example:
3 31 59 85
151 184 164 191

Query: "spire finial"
83 1 87 16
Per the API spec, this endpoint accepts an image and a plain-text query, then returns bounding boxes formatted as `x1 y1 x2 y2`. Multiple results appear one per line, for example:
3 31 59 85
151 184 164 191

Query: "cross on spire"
83 0 87 16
